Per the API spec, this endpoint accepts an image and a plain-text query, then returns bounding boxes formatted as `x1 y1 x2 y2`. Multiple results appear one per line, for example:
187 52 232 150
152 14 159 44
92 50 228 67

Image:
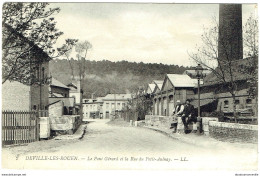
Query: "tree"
188 15 258 122
2 2 73 84
57 39 79 79
128 86 153 121
75 41 92 81
241 14 258 99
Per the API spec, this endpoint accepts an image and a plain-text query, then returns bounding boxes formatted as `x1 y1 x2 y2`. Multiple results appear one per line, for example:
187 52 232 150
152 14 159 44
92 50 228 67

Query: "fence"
2 110 48 146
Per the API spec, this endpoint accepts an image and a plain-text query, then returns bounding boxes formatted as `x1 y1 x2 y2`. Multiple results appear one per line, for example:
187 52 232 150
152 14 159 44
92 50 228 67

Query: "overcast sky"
51 3 257 66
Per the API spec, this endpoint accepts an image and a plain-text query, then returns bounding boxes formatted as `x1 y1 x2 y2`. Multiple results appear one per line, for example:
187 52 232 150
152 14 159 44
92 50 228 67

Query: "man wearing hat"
181 99 196 133
171 100 184 133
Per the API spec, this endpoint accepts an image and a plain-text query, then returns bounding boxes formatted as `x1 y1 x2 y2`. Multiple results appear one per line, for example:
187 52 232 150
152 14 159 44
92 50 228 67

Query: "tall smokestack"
218 4 243 62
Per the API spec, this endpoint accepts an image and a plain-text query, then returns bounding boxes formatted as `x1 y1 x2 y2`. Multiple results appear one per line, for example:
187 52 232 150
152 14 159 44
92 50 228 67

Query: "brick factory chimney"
218 4 243 62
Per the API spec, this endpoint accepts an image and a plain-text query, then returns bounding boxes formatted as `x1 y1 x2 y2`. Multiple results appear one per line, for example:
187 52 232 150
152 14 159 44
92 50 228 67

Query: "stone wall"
49 101 64 118
209 121 258 143
144 115 195 132
50 115 81 134
145 115 171 130
2 81 30 111
144 115 258 144
202 117 219 136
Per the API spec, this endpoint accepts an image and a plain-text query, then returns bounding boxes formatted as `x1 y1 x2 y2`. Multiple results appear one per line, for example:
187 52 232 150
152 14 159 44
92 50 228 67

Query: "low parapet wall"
145 115 171 130
144 115 258 143
209 121 258 143
50 115 81 135
144 115 195 133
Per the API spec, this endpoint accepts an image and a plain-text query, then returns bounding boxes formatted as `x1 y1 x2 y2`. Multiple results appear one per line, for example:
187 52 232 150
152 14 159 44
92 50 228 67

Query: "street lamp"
195 64 204 134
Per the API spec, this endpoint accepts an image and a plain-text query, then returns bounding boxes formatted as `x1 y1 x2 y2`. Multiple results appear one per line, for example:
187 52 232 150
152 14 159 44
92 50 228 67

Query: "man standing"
181 99 196 133
171 100 184 133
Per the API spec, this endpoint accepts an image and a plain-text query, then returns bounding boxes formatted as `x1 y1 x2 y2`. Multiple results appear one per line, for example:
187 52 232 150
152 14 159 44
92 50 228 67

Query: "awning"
191 99 216 108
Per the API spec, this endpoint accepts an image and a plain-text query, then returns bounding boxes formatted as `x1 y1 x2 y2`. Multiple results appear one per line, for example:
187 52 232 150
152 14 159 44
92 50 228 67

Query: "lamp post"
195 64 204 134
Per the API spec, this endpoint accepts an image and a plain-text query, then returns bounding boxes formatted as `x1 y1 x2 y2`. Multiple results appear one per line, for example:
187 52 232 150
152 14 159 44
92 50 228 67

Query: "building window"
122 103 125 108
106 103 109 109
86 105 88 109
224 100 229 108
246 99 252 104
117 103 120 109
90 105 92 109
111 103 115 109
235 100 240 104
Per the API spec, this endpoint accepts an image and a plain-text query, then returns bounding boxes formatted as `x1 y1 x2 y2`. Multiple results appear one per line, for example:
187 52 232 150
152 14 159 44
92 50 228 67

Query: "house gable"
161 75 174 92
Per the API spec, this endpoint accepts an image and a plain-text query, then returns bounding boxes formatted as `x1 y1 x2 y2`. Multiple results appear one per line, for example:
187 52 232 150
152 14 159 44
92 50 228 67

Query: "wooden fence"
2 110 48 146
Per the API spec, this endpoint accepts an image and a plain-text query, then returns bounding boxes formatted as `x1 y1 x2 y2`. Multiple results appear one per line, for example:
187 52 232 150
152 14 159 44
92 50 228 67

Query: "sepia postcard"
1 1 259 176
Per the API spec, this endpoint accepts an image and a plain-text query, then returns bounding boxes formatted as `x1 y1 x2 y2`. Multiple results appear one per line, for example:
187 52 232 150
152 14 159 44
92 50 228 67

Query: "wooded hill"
49 59 190 98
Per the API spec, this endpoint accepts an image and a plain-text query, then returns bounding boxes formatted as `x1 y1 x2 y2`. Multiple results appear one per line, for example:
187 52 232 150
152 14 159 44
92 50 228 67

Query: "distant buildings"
102 94 132 119
82 97 103 119
82 94 132 120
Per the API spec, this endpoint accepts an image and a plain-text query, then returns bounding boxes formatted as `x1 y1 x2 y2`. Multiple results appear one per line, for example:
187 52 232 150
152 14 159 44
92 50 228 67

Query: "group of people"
171 99 197 134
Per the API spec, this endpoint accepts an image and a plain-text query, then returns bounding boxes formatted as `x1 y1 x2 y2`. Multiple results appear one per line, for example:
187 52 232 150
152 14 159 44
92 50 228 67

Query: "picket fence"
2 110 48 146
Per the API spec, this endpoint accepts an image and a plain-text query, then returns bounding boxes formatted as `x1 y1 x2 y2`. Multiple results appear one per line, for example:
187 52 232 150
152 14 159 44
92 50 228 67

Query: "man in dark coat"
181 99 196 133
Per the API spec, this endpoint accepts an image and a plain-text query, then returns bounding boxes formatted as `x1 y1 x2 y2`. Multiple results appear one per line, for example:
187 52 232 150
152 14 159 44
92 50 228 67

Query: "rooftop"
147 83 156 93
103 94 132 100
167 74 197 88
202 57 255 87
51 78 70 89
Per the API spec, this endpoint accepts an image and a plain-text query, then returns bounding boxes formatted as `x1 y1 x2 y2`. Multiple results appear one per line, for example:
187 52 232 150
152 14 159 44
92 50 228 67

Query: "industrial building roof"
167 74 197 88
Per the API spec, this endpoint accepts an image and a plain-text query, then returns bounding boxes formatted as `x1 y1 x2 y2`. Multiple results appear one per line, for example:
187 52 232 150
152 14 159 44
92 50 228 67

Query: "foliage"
121 86 153 121
188 14 258 122
75 41 92 80
134 87 153 120
49 59 190 98
241 14 258 99
2 2 74 85
57 39 79 79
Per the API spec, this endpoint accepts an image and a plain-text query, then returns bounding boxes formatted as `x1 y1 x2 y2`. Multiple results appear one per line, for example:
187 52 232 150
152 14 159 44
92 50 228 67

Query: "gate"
2 110 47 146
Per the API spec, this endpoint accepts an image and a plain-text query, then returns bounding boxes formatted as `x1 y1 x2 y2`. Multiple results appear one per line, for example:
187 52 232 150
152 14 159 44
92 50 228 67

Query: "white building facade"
82 94 132 120
102 94 131 119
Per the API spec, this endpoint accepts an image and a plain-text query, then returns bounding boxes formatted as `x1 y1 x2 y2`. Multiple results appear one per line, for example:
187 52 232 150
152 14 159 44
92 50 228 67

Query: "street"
2 119 258 170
